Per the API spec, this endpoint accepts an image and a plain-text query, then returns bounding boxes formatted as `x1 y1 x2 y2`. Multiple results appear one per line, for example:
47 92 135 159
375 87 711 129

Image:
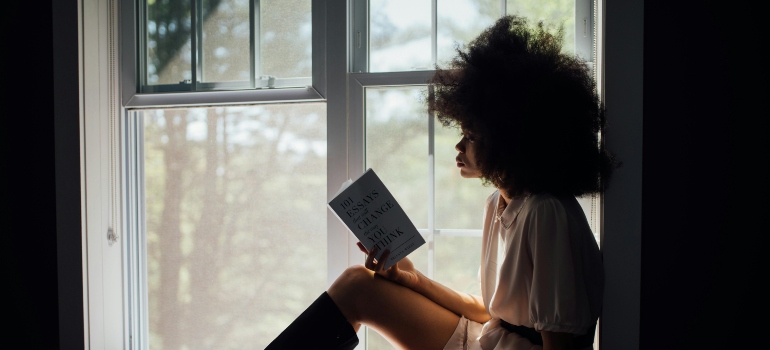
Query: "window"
82 0 605 349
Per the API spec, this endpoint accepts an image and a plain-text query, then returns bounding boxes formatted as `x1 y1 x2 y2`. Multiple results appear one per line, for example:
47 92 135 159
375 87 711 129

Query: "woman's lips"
456 157 465 167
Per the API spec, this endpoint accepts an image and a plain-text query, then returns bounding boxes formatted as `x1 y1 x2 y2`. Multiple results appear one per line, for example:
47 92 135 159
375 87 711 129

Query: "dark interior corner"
641 1 764 348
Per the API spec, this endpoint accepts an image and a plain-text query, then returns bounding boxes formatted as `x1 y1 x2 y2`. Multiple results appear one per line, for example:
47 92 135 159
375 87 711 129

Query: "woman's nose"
455 139 464 153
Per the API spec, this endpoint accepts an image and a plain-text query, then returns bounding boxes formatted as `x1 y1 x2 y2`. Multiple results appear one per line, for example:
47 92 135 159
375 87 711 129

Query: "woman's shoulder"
528 192 577 206
528 192 561 207
525 193 580 218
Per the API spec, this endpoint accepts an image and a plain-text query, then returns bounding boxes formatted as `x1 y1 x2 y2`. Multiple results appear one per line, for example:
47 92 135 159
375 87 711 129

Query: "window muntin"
142 0 312 92
140 103 327 349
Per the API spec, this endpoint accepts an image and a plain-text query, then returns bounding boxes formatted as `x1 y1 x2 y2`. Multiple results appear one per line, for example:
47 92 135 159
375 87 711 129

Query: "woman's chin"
459 169 481 179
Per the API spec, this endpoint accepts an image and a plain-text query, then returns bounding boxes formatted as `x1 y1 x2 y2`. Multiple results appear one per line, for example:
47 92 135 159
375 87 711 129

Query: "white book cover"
328 168 426 270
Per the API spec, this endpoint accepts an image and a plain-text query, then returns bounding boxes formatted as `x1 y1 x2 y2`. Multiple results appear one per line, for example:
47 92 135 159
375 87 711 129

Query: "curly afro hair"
428 15 617 197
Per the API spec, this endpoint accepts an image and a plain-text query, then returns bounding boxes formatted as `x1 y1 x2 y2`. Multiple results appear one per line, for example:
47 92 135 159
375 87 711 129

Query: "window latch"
260 75 276 89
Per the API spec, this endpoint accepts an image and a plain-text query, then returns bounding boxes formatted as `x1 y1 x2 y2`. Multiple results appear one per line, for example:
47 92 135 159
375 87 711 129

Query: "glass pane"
144 103 327 350
146 0 192 85
506 0 576 54
435 124 494 229
201 0 251 82
260 0 312 79
437 0 499 66
369 0 432 72
365 87 430 229
435 236 482 295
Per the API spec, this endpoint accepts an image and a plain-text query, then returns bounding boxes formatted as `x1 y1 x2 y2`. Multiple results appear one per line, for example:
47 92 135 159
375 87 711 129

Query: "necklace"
496 193 532 227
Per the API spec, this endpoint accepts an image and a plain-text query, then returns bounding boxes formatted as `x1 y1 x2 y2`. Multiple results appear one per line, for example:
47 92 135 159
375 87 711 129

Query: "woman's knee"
327 265 374 325
329 265 374 296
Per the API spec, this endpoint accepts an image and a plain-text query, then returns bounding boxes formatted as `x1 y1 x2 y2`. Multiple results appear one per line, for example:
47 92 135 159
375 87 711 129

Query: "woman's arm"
359 242 491 324
410 269 491 324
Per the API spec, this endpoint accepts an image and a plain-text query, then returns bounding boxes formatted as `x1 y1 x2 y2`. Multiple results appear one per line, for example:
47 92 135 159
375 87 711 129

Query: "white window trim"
79 0 643 349
81 0 124 348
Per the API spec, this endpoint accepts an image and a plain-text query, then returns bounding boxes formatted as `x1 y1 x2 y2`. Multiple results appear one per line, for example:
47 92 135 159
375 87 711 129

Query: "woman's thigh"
328 265 461 350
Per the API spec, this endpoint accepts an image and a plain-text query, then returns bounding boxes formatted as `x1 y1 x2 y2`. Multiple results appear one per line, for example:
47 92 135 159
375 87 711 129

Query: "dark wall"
2 1 83 349
52 0 86 349
3 1 58 349
641 1 764 349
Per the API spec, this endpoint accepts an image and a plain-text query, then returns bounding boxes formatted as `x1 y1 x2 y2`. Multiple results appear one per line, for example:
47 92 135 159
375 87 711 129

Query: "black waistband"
499 320 596 348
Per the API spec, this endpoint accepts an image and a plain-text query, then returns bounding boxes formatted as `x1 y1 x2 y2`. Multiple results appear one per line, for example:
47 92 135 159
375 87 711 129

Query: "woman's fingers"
364 246 379 270
362 245 395 277
356 242 369 254
375 249 391 273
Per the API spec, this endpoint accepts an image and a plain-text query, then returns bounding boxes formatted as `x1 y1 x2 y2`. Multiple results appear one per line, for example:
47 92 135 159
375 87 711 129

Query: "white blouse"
476 191 603 349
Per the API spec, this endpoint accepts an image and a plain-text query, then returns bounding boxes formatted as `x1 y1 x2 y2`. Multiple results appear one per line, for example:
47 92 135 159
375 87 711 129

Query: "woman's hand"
357 242 422 291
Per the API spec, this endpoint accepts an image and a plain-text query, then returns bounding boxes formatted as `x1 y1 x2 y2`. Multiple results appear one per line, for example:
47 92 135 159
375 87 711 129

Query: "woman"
266 15 616 350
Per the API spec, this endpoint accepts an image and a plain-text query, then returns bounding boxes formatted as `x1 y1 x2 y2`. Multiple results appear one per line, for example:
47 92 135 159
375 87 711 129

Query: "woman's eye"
460 130 475 142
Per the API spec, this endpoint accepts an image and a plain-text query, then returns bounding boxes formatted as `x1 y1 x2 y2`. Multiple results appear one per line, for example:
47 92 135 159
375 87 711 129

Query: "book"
328 168 426 270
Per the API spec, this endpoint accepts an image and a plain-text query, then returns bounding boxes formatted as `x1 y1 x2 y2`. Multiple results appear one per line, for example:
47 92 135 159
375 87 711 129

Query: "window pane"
437 0 499 66
435 124 494 229
365 87 430 229
260 0 313 79
506 0 576 54
143 103 327 349
435 236 482 295
146 0 192 84
201 0 251 82
369 0 432 72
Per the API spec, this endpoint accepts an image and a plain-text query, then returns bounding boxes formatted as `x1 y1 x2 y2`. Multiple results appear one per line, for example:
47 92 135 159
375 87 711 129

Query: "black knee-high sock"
265 292 359 350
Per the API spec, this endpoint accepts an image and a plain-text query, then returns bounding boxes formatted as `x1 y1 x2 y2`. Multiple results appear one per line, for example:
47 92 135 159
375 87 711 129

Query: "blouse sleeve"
527 198 592 334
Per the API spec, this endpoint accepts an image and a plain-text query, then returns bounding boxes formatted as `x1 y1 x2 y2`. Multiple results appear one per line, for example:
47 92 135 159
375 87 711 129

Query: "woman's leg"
328 265 461 350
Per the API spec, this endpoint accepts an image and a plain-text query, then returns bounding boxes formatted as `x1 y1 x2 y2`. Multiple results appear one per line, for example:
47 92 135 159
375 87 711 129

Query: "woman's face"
455 129 482 178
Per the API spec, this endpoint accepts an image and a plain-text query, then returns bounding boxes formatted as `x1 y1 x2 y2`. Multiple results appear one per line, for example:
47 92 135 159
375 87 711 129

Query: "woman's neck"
499 189 531 209
499 189 511 208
